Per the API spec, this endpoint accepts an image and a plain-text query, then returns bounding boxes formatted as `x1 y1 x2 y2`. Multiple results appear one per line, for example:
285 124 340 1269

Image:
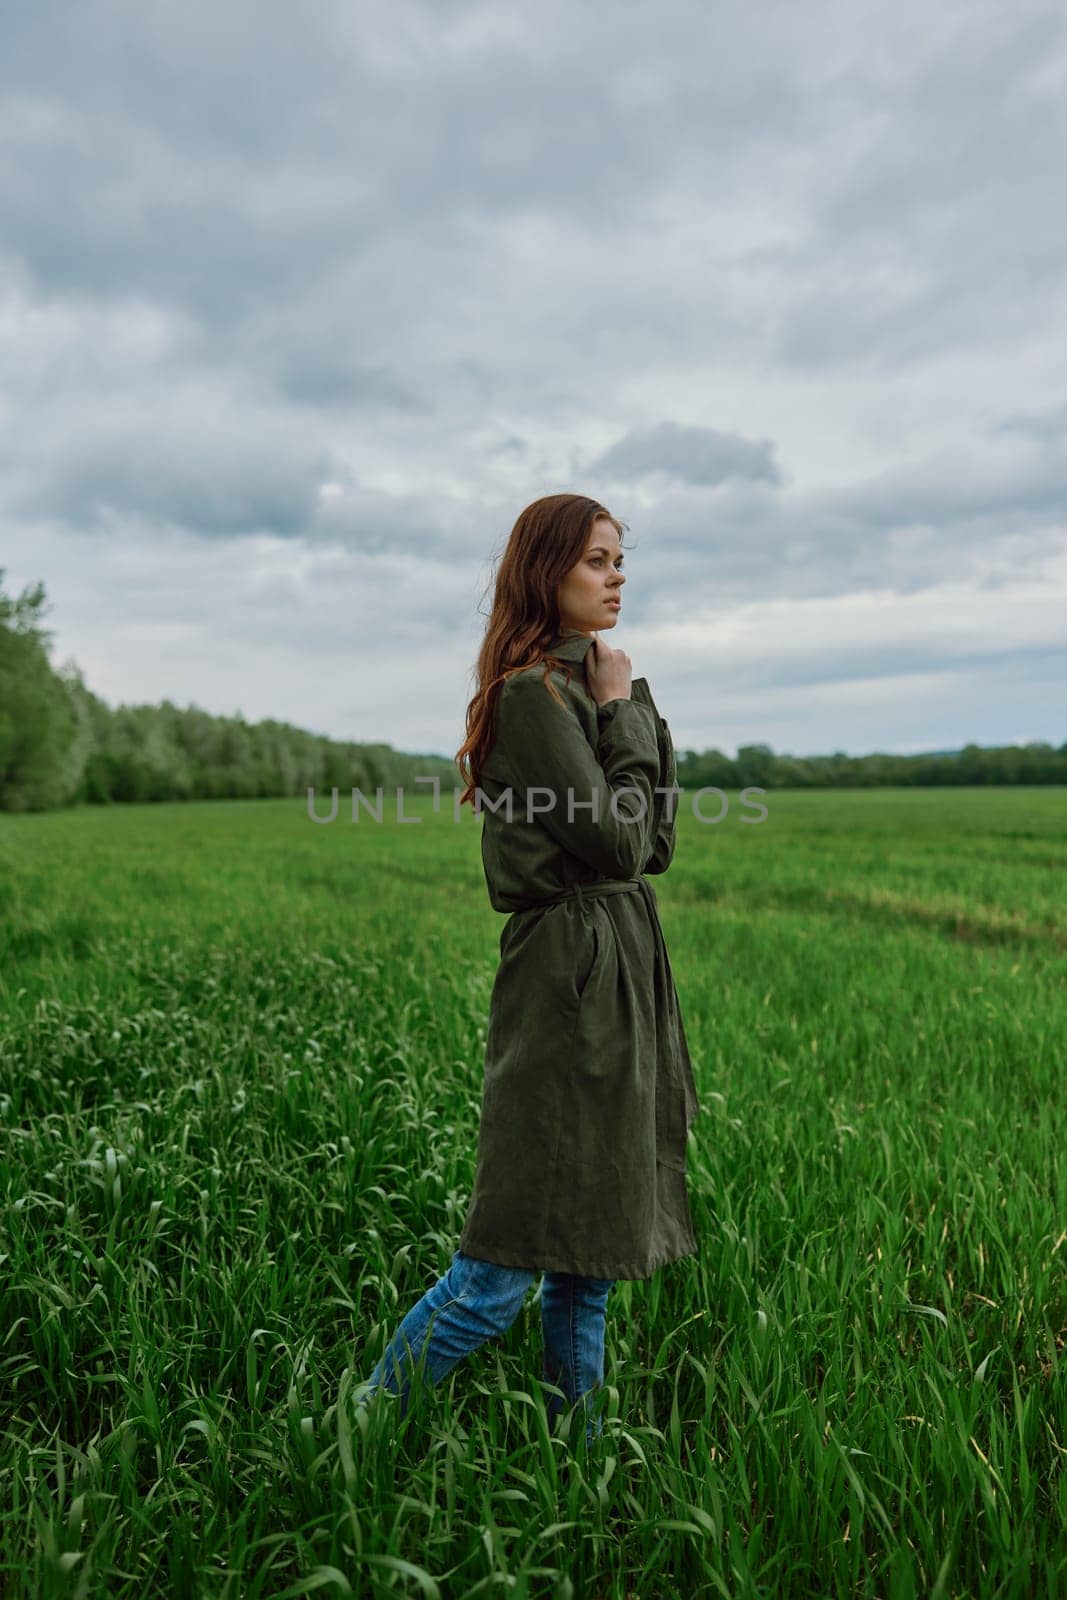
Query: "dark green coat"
458 629 701 1280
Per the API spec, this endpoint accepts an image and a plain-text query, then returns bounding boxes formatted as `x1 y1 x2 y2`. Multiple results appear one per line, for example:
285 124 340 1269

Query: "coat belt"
509 876 645 912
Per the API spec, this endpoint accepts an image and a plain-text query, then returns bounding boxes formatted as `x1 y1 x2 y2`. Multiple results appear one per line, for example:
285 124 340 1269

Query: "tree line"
675 740 1067 791
0 572 455 812
1 570 1064 812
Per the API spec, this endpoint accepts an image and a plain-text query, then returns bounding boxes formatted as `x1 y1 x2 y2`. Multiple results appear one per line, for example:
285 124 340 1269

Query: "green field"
1 788 1065 1598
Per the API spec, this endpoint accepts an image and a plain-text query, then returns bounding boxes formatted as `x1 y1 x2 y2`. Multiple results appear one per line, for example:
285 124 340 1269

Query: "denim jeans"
356 1248 614 1442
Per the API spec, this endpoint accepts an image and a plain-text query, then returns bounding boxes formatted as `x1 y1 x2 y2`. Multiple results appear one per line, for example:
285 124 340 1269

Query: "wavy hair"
455 493 628 807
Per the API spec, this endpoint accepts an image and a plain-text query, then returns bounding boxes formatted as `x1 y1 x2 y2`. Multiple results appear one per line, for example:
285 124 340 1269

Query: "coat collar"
544 628 651 699
545 629 597 662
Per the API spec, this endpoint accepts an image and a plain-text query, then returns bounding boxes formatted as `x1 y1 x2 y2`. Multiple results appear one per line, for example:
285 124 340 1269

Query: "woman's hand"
585 634 633 706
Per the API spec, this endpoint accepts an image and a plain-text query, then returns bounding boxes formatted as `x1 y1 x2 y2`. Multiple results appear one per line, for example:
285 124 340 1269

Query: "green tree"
0 571 78 811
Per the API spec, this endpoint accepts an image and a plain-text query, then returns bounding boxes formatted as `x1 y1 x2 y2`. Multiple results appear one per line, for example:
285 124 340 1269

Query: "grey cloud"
311 484 460 557
816 12 1064 242
588 422 783 487
0 0 808 331
778 10 1067 369
670 638 1067 699
278 359 425 411
777 273 966 371
10 409 334 538
995 403 1067 445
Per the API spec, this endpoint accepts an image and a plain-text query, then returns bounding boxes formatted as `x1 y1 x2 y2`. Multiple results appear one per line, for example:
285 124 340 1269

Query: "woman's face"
556 516 626 635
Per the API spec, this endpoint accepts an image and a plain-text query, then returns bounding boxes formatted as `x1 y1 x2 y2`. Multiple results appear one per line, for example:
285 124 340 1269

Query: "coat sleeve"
497 671 662 878
643 715 680 876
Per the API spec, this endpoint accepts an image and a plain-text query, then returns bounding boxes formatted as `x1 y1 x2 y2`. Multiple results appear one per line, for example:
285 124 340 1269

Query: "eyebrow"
588 546 624 558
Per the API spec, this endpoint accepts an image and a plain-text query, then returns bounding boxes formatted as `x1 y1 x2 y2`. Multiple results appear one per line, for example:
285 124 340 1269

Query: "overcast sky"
3 0 1066 760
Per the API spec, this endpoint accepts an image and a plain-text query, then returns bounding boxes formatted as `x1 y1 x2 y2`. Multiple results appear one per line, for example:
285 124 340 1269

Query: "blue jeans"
357 1248 614 1442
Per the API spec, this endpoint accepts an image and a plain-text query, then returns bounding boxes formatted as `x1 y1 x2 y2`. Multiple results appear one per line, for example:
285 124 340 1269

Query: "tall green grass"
1 789 1065 1597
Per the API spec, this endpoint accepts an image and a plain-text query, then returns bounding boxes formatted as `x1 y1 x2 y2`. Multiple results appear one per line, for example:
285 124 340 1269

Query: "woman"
357 493 701 1444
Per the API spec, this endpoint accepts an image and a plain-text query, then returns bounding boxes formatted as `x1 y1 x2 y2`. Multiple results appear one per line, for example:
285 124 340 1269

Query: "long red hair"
455 493 628 807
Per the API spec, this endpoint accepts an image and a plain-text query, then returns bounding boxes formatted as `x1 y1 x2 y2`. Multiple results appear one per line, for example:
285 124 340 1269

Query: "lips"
605 598 621 607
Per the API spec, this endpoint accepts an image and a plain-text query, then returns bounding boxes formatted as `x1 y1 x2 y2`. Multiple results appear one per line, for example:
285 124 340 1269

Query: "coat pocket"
659 717 675 783
573 908 600 1004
